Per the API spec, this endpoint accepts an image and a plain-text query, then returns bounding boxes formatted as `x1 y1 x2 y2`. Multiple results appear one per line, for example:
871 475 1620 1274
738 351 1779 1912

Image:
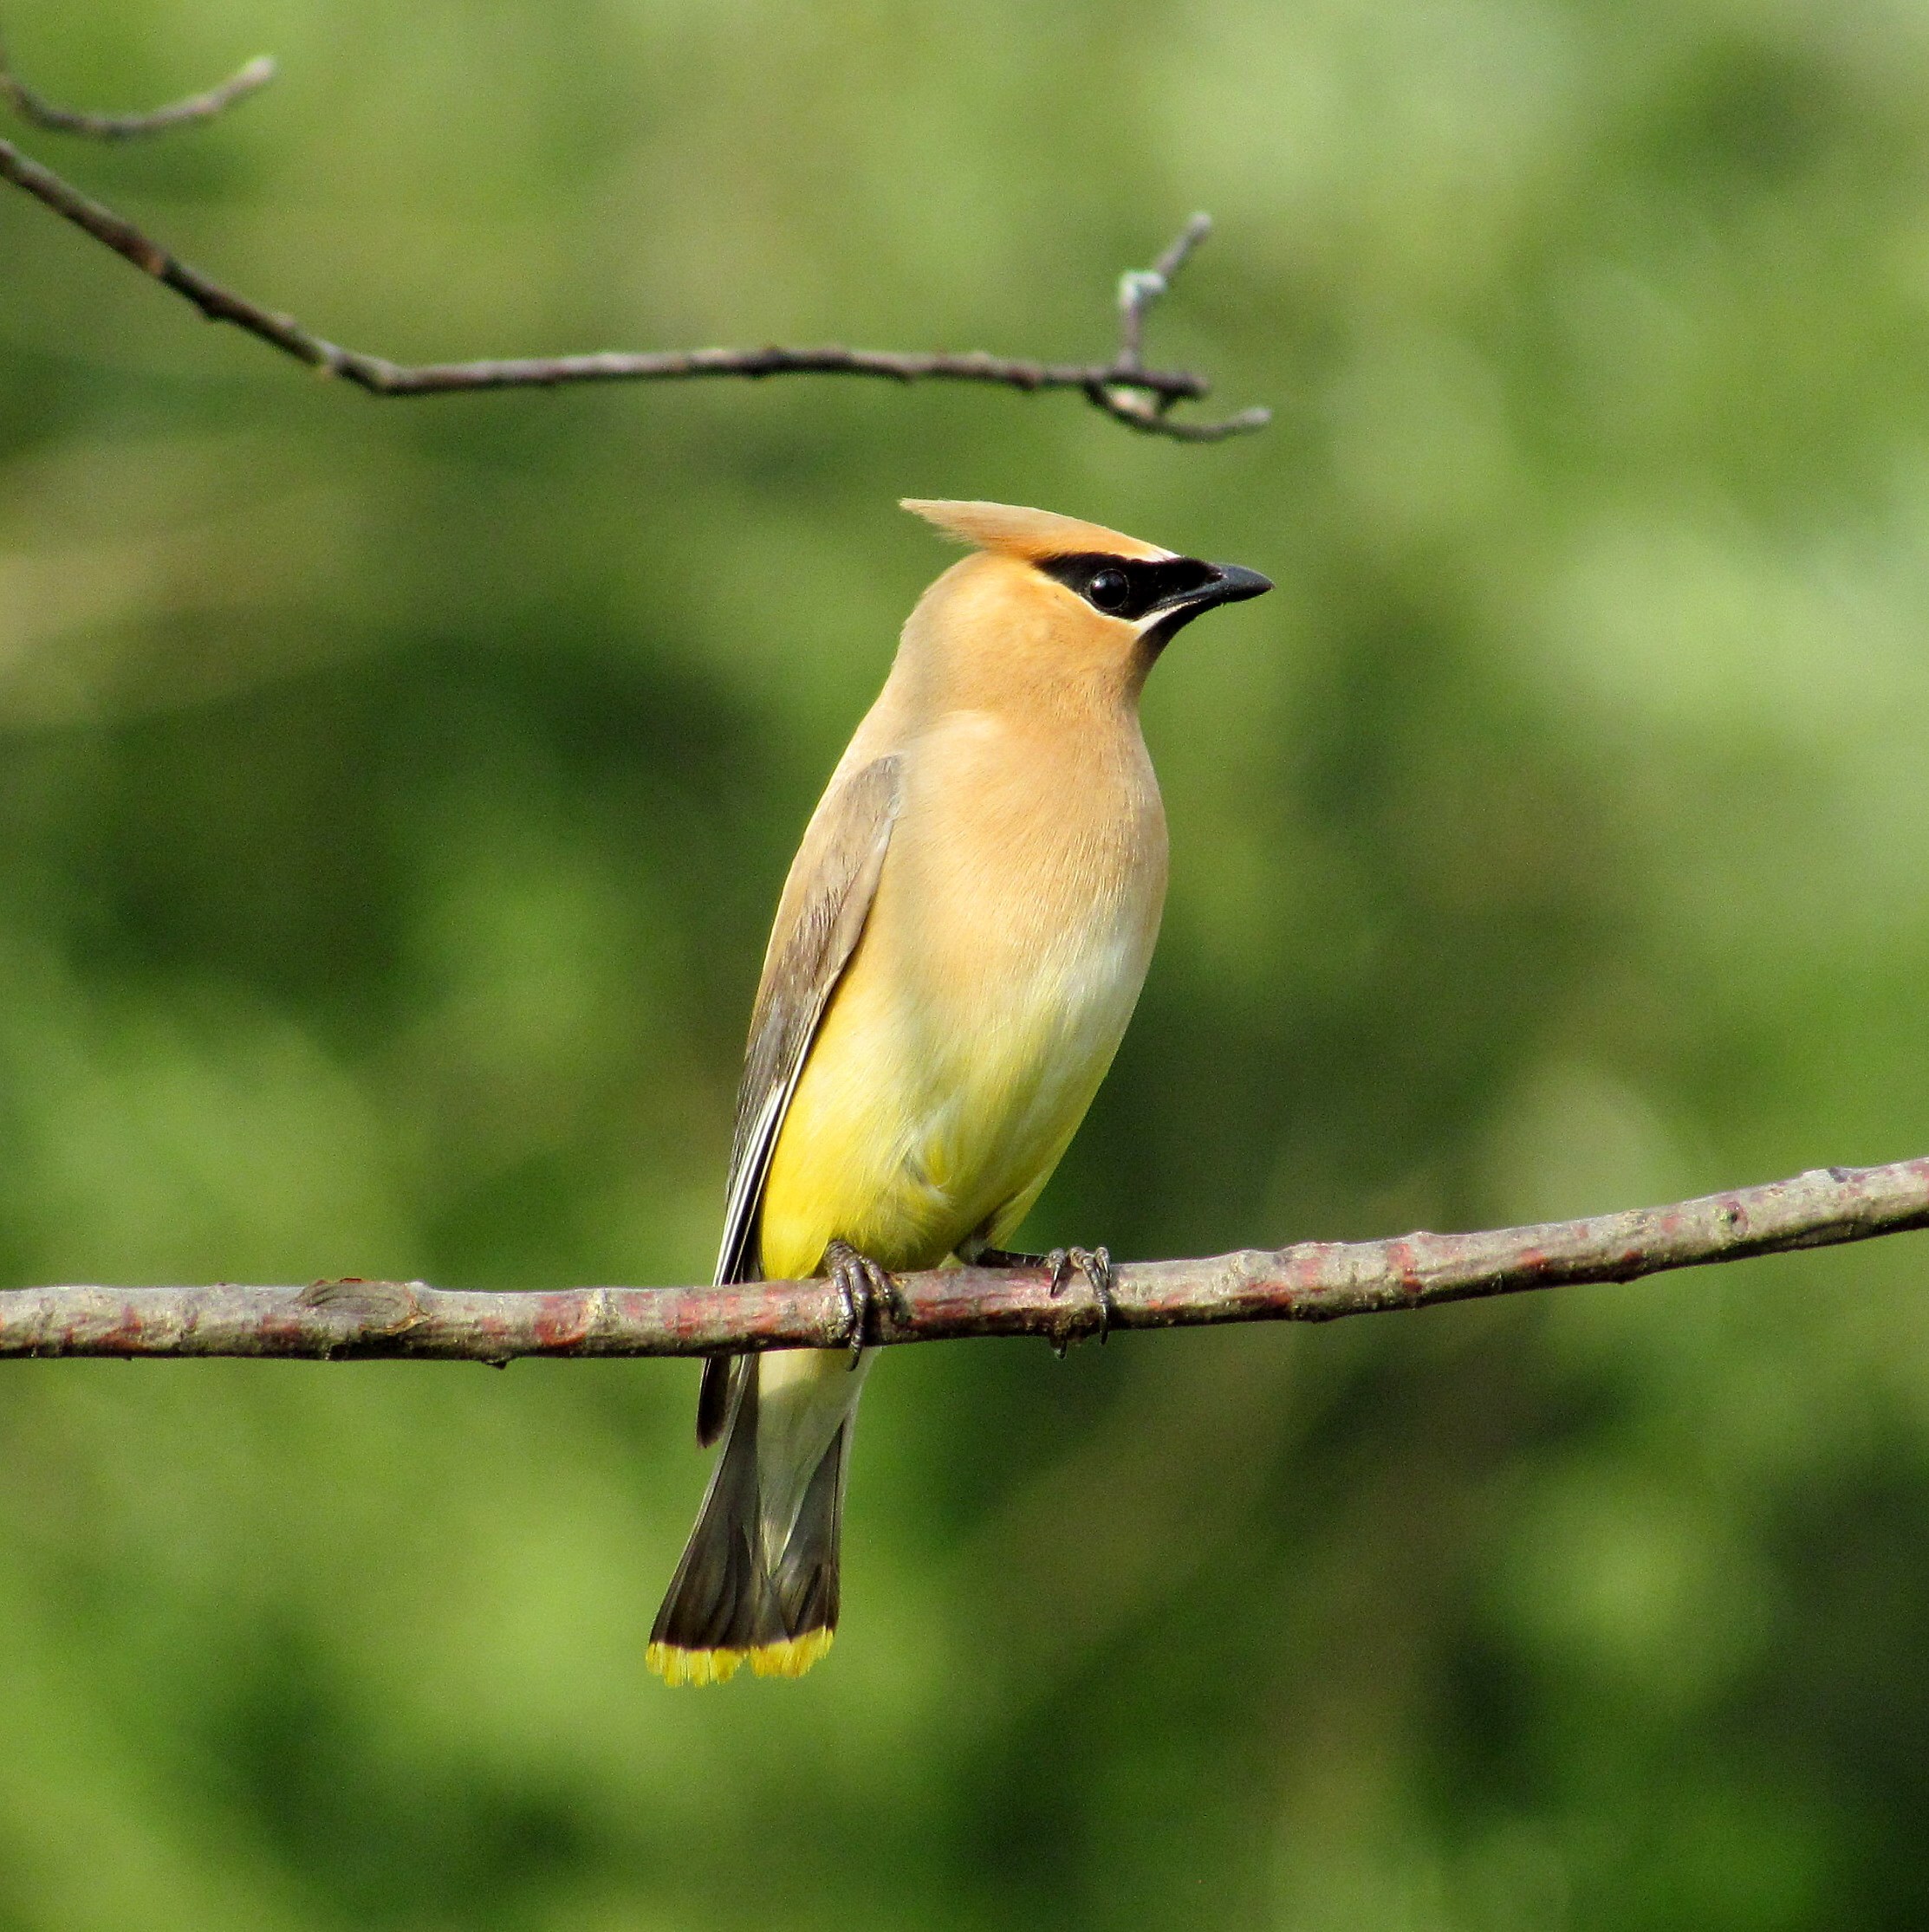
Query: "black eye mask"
1036 553 1221 623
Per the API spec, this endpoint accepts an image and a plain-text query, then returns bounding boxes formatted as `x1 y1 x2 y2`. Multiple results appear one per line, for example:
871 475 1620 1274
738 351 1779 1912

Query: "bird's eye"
1088 568 1131 613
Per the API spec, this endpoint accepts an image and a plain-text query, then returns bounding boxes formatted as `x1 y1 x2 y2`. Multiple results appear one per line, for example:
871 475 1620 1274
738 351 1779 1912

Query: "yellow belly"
756 906 1148 1281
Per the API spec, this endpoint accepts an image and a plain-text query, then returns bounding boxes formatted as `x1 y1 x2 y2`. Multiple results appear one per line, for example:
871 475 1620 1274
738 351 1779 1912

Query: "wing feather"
696 754 902 1443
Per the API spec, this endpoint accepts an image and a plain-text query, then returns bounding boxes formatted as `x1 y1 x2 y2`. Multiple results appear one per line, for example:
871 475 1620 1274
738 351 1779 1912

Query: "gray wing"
697 754 902 1443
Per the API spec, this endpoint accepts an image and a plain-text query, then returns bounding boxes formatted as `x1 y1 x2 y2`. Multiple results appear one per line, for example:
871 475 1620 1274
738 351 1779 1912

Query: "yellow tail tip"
646 1629 835 1686
645 1643 744 1687
750 1629 835 1677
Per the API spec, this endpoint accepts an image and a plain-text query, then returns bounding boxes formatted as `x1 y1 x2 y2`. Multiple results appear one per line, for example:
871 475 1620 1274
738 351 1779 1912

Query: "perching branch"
2 1157 1924 1363
0 36 1268 439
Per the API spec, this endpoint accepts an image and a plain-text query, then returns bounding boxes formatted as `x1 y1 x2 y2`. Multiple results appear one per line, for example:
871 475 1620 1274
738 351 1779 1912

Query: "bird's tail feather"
647 1357 852 1685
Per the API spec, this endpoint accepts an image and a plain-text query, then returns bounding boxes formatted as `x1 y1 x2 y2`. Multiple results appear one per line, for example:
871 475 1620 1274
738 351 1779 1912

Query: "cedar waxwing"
646 499 1270 1684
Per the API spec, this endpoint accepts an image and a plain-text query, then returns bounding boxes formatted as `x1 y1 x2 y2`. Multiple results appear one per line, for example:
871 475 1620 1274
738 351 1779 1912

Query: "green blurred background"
3 0 1929 1925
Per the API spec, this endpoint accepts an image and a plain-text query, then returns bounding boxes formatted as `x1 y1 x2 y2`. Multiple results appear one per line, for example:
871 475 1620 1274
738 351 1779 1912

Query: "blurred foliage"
3 0 1929 1926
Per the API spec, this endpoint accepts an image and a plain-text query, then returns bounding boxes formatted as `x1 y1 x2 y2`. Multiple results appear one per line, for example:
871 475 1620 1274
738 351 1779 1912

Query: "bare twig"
1088 212 1270 441
0 38 274 139
1 1157 1923 1363
0 38 1268 438
1115 211 1211 373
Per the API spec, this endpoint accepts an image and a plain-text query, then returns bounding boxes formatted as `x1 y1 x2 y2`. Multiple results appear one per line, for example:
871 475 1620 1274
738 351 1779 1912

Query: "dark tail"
647 1358 851 1684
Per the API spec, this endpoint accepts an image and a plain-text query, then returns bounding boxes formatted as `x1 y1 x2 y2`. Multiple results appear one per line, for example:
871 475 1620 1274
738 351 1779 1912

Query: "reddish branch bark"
0 42 1266 439
2 1157 1923 1363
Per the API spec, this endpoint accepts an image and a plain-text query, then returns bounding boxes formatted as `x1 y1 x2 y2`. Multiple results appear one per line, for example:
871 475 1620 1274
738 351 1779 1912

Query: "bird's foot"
977 1243 1114 1354
1049 1245 1114 1348
825 1239 899 1367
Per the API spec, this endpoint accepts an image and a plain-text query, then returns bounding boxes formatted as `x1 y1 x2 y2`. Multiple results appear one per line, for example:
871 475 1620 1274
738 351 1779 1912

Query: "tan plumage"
647 499 1270 1685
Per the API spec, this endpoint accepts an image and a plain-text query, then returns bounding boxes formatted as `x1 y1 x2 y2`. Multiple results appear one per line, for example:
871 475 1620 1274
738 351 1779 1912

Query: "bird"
646 498 1270 1685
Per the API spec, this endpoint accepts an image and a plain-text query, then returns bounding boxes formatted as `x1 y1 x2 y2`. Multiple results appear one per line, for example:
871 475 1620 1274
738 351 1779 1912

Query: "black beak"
1193 561 1273 610
1146 558 1272 647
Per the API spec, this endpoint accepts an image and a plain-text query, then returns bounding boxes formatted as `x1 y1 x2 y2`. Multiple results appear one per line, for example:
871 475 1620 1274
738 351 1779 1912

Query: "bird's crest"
901 499 1172 563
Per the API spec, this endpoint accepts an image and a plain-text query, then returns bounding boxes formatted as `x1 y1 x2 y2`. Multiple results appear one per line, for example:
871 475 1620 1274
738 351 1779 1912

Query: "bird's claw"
974 1242 1114 1355
826 1239 898 1367
1045 1244 1114 1352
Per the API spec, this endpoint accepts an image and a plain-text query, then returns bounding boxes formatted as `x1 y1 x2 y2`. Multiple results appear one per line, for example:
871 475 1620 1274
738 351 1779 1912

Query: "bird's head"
899 499 1270 706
